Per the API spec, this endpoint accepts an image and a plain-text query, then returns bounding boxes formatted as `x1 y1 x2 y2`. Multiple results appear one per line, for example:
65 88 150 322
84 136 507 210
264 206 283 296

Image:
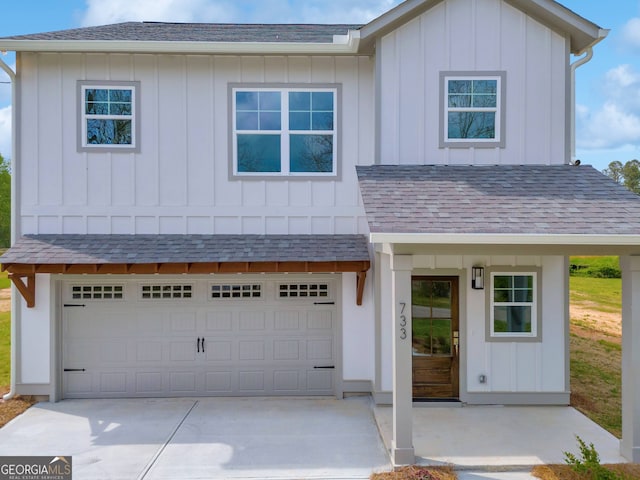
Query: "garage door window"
141 284 193 299
278 283 329 298
211 284 262 299
71 285 124 300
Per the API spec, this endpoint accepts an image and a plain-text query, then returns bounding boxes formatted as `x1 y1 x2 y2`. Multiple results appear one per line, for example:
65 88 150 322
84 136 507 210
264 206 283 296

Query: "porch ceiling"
0 234 371 307
356 164 640 255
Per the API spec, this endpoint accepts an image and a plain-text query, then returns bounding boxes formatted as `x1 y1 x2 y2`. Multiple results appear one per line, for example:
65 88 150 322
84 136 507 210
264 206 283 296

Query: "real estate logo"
0 456 72 480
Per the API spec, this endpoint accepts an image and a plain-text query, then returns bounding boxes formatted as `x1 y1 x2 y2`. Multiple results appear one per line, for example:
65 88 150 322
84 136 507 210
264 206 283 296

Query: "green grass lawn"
569 276 621 313
0 311 9 386
570 255 620 278
0 271 9 290
568 266 622 438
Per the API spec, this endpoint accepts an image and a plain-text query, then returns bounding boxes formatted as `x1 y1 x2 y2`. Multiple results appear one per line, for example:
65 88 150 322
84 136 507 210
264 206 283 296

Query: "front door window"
412 276 460 399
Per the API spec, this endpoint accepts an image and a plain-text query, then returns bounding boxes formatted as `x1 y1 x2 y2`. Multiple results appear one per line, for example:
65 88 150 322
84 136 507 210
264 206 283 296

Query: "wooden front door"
412 276 459 399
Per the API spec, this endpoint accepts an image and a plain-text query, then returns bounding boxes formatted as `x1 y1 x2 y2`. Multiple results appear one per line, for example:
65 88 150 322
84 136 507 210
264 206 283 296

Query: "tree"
604 159 640 195
0 153 9 247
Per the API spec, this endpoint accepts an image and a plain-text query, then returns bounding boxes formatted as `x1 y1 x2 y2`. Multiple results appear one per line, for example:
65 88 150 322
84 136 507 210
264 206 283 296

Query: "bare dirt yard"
0 287 10 312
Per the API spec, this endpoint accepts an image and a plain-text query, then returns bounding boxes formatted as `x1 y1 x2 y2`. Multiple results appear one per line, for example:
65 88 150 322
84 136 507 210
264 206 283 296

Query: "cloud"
577 64 640 150
0 59 15 107
81 0 240 25
621 17 640 52
0 106 11 160
80 0 400 26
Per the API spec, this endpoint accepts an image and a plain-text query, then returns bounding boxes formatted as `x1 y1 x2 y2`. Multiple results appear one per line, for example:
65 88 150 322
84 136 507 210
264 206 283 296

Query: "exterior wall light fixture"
472 266 485 290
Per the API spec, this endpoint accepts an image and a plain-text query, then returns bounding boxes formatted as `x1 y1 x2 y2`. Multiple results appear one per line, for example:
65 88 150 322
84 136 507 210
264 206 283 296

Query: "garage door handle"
197 337 201 353
313 366 335 369
63 304 86 307
201 338 205 353
64 368 86 372
313 301 335 305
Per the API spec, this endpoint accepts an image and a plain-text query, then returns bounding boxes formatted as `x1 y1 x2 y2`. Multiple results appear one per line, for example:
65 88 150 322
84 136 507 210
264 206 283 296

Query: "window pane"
259 91 281 110
514 289 533 302
472 94 497 108
472 80 497 94
448 95 472 108
312 92 334 110
237 134 281 172
259 112 281 130
290 112 311 131
110 102 132 115
86 102 108 115
494 289 512 303
412 318 432 356
493 276 512 289
494 306 532 333
290 134 333 173
514 275 533 288
289 91 310 110
236 91 258 110
85 89 108 102
448 112 495 139
109 89 132 102
448 80 471 94
87 119 132 145
432 318 452 355
312 112 333 130
237 112 259 130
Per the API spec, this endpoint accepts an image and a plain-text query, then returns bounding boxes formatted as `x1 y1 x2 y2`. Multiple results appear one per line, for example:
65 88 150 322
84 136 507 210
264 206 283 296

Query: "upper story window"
230 85 339 178
78 81 140 153
440 72 505 148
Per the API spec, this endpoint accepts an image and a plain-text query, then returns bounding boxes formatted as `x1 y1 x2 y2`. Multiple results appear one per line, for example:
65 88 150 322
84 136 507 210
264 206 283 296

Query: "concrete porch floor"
373 405 627 468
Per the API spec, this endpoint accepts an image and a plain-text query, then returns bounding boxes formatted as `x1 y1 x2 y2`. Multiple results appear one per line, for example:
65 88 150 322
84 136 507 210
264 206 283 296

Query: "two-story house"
3 0 640 465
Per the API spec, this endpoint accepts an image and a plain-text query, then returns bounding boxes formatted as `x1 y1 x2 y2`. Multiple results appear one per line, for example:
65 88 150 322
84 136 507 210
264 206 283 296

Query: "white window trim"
439 71 506 149
229 83 341 180
485 268 542 342
77 80 141 153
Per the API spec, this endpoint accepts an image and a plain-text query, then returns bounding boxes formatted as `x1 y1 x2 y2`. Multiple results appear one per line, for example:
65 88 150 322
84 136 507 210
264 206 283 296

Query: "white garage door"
62 275 338 398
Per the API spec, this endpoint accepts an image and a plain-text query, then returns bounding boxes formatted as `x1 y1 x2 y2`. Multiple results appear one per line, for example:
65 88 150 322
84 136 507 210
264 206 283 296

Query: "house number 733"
399 302 407 340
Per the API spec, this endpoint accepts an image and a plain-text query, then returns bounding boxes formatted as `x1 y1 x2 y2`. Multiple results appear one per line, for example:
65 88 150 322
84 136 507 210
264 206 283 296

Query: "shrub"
564 436 624 480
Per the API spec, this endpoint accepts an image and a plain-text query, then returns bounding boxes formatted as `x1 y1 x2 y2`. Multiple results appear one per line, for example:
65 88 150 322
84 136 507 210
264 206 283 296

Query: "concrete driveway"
0 396 391 480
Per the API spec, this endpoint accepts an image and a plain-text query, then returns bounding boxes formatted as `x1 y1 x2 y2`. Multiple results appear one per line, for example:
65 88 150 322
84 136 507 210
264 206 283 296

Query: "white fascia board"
0 36 361 55
369 233 640 246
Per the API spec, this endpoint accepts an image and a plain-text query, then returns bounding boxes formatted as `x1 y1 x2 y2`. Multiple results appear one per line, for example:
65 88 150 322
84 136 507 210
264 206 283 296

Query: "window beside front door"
487 269 542 341
230 85 339 178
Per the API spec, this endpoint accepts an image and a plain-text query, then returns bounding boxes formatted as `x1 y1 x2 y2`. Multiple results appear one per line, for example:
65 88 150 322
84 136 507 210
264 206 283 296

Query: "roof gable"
359 0 606 55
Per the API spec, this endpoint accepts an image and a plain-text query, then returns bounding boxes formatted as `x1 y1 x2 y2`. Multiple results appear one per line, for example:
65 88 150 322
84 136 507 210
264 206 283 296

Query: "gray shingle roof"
0 234 370 265
356 164 640 235
1 22 362 43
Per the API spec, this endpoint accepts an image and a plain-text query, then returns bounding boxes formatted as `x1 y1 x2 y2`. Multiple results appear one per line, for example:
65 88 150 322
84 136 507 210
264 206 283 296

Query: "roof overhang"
1 234 371 307
0 31 362 55
372 234 640 256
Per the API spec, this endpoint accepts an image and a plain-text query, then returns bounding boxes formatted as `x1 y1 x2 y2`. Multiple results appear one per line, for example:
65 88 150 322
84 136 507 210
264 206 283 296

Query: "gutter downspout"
570 47 593 164
0 54 17 401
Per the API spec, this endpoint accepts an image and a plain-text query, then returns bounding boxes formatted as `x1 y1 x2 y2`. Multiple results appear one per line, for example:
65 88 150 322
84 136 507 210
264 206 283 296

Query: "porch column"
390 253 414 465
620 256 640 462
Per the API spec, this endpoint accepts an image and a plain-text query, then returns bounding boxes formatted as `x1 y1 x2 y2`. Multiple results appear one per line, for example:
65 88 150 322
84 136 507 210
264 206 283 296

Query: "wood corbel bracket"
9 273 36 308
356 270 367 306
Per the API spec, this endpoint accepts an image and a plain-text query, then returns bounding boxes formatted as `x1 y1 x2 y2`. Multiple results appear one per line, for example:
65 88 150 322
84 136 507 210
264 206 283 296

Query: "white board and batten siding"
17 54 374 237
378 255 567 397
61 275 340 398
378 0 569 166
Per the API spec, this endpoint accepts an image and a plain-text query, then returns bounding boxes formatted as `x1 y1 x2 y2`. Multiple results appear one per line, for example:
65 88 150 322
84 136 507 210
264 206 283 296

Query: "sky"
0 0 638 171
